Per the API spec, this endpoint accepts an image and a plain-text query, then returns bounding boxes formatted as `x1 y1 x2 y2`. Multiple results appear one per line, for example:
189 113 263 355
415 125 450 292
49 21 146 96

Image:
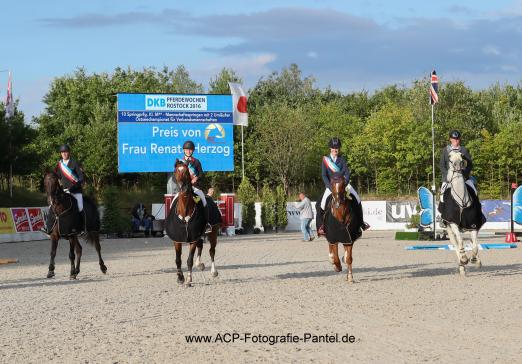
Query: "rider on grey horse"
316 137 369 236
439 130 477 225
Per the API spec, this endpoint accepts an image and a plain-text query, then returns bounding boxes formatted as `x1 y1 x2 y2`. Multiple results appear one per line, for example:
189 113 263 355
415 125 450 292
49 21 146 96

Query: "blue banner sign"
417 187 434 227
117 93 234 172
514 186 522 225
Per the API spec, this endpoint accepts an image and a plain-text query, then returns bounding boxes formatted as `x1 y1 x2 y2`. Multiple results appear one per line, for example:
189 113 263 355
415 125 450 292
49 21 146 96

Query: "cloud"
37 7 522 90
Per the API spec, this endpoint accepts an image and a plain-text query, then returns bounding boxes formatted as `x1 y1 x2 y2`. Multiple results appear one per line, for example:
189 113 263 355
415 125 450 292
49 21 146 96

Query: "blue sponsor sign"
514 186 522 224
481 200 511 222
117 93 234 173
417 187 433 227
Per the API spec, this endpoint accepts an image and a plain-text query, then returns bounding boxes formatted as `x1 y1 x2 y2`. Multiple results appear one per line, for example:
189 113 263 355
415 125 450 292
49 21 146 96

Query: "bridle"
45 173 73 218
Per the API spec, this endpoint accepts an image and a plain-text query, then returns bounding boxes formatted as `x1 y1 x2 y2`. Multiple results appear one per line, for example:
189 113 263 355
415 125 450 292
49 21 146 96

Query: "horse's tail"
84 231 100 246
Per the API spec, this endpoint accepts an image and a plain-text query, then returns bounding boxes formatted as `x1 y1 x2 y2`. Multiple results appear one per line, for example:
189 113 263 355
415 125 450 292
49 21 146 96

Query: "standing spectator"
295 192 314 241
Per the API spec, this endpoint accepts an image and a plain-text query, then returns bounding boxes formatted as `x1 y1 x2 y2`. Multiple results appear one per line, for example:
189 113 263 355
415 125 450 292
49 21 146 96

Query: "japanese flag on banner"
228 82 248 126
5 72 14 118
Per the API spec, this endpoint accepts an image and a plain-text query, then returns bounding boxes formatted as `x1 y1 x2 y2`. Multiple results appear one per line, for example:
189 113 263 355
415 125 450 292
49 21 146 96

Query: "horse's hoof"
470 257 482 268
184 282 192 288
47 271 55 279
458 266 466 276
100 265 108 274
346 274 354 283
211 270 218 278
333 264 342 272
69 275 77 280
177 275 185 284
197 262 205 271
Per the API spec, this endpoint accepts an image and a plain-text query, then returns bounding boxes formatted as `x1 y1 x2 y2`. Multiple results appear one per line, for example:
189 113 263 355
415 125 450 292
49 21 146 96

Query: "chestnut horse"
165 160 220 286
43 172 107 279
324 176 364 283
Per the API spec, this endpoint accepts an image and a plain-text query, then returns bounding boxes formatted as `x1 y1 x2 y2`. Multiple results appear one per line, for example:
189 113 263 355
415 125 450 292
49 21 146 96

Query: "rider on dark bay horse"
316 137 369 236
180 140 212 234
41 144 85 235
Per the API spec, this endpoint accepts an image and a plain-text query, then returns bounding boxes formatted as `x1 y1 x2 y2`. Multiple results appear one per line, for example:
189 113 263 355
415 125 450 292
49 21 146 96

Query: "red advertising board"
27 208 45 231
11 208 31 232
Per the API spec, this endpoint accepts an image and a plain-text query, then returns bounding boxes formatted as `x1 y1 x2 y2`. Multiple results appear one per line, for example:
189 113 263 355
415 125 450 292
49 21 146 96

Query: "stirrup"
204 223 212 234
362 222 370 231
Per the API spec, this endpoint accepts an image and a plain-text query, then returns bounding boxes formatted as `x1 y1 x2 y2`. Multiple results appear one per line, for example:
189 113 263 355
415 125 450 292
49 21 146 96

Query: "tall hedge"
237 178 256 232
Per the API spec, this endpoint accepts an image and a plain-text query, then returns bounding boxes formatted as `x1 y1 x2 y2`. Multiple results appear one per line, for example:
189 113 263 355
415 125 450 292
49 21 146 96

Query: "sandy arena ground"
1 230 521 363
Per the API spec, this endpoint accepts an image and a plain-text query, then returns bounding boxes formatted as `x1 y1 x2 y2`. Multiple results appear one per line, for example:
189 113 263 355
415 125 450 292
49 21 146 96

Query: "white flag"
5 72 14 118
228 82 248 126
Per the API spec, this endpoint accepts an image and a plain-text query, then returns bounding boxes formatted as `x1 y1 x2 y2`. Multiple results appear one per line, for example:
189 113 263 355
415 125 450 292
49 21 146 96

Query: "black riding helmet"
449 130 461 139
183 140 195 150
59 144 71 152
328 137 341 149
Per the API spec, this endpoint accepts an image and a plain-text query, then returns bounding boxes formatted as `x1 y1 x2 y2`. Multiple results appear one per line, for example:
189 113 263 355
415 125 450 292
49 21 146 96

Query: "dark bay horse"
324 176 364 283
44 172 107 279
165 160 221 286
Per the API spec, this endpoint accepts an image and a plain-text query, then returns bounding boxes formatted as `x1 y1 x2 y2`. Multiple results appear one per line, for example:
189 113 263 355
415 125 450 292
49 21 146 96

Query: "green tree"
237 177 256 232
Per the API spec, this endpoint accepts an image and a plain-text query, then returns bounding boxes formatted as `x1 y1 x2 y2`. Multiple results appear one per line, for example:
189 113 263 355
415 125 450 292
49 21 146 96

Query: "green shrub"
261 183 276 231
237 178 256 232
101 186 130 234
275 185 288 229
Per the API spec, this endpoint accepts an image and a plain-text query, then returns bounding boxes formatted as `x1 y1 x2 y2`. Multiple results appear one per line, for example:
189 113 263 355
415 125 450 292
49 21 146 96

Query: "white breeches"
320 184 361 210
68 192 83 212
192 187 207 207
440 180 477 203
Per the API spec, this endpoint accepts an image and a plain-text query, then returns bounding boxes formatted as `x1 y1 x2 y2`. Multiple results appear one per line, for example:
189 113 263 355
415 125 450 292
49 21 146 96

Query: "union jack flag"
430 70 439 105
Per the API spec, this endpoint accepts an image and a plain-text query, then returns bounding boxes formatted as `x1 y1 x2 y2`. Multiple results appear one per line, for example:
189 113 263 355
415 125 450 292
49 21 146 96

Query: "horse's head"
449 151 467 173
330 175 347 208
44 171 61 203
174 159 191 192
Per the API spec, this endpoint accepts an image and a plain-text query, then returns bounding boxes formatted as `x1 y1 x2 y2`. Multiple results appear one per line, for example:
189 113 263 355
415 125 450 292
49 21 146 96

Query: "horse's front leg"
469 230 481 268
185 241 198 287
195 238 205 271
47 238 58 278
344 244 354 283
448 223 468 275
174 242 184 284
329 243 342 272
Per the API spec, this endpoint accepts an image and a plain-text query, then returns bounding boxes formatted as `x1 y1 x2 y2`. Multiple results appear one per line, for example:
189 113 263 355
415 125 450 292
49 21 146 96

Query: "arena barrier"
0 207 49 243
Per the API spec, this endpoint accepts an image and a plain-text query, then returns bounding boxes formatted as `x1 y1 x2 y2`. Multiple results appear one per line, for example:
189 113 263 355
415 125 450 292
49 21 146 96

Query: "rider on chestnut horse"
316 137 369 236
179 140 212 234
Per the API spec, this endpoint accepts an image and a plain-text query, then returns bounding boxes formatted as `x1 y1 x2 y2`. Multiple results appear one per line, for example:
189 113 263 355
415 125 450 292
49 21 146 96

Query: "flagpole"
241 125 245 179
431 103 436 239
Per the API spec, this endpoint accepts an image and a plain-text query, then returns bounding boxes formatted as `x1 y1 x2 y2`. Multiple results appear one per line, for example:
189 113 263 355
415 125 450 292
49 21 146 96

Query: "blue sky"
3 0 522 121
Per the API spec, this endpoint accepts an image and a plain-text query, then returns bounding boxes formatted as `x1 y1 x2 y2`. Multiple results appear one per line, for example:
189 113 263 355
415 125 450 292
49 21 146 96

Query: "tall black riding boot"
355 202 370 231
79 210 85 233
315 200 326 236
204 204 212 234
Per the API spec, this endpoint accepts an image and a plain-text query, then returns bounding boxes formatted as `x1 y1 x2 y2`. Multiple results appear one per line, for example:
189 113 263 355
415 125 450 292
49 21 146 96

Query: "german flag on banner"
430 70 439 105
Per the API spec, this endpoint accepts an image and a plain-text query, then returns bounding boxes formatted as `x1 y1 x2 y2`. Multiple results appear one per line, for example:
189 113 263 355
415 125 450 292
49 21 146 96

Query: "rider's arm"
340 158 351 185
321 159 330 188
461 147 473 179
439 148 448 183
